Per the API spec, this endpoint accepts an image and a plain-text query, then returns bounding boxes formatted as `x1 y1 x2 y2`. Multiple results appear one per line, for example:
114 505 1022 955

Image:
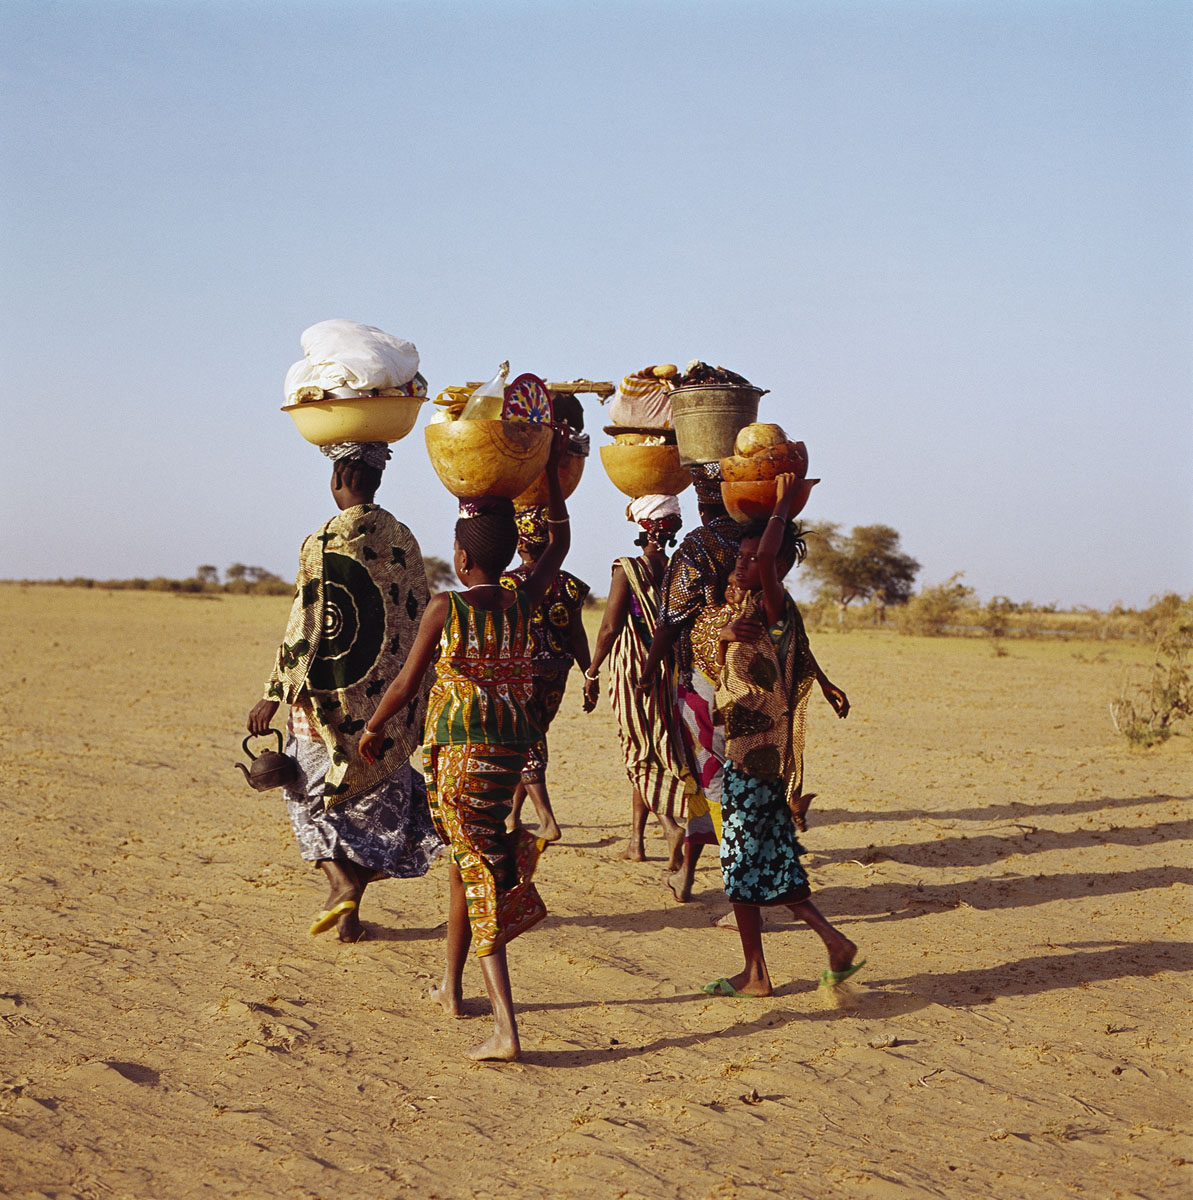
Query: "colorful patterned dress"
500 566 590 783
715 591 817 906
423 590 547 957
607 556 692 815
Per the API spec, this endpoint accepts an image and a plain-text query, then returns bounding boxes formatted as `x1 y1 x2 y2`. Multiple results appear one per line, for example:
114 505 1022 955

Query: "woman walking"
583 495 690 864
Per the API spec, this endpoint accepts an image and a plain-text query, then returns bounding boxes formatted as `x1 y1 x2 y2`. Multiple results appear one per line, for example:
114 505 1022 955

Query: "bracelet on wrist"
546 516 570 525
584 669 599 682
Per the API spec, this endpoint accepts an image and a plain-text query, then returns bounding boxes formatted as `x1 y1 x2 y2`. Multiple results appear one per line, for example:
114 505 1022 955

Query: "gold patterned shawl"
265 504 429 808
712 590 815 803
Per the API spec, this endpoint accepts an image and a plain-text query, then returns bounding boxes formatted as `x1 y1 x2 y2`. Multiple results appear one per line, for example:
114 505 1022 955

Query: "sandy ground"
1 584 1190 1200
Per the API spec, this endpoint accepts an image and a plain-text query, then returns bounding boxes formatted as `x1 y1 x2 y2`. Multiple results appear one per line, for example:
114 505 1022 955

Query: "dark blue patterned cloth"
283 724 443 877
719 763 808 904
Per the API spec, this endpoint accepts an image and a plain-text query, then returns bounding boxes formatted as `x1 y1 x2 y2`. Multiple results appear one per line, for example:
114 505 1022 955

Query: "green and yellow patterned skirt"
424 742 547 956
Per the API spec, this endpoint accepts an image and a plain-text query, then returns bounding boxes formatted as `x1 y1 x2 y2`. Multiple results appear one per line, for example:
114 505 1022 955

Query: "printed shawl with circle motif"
264 504 429 808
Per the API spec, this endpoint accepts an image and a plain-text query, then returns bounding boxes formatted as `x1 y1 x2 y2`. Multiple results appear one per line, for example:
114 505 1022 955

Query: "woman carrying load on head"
498 503 591 842
582 494 692 865
246 441 442 943
637 462 745 902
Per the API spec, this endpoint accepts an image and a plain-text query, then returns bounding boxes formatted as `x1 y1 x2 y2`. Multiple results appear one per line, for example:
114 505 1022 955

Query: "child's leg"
521 778 561 842
471 945 520 1061
622 787 649 860
430 862 469 1016
506 782 528 831
788 897 858 974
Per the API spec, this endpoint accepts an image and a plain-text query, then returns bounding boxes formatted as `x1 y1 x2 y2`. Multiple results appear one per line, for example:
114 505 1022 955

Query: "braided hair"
455 497 518 575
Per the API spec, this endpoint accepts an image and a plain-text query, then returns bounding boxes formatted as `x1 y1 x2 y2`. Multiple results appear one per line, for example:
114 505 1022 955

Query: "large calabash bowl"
425 419 553 499
599 442 693 499
721 477 819 524
282 394 425 446
513 450 586 509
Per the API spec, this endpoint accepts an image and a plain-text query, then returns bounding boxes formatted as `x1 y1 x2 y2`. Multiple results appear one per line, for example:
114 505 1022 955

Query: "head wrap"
458 497 515 519
319 441 392 471
690 461 724 506
628 494 681 524
514 505 550 557
627 494 683 548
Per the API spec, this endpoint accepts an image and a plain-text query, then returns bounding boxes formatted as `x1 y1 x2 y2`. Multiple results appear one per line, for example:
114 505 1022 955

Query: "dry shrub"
897 574 976 636
1110 598 1193 746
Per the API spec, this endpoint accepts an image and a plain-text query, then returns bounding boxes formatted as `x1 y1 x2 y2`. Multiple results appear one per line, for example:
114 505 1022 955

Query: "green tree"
196 565 220 585
801 523 920 608
226 563 248 583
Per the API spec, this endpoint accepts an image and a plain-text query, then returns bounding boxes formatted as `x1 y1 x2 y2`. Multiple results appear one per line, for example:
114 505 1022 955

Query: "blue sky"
3 0 1190 608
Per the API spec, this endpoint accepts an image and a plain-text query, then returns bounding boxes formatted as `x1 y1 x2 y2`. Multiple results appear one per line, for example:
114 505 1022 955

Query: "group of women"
245 424 857 1059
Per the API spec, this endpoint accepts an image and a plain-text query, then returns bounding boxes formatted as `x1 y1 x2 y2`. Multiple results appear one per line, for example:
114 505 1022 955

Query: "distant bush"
898 574 976 636
1110 599 1193 747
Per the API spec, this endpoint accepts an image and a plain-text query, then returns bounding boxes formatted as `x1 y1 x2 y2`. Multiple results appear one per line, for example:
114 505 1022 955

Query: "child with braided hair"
360 432 571 1060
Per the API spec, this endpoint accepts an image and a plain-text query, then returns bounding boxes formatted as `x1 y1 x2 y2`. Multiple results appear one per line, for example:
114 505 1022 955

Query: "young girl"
700 473 863 998
359 433 571 1060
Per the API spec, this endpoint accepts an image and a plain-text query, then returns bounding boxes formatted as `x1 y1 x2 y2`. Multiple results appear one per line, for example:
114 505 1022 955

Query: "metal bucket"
669 385 767 466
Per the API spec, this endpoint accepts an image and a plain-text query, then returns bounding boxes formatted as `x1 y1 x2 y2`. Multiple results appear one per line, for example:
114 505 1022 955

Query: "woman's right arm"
359 593 450 761
583 564 630 711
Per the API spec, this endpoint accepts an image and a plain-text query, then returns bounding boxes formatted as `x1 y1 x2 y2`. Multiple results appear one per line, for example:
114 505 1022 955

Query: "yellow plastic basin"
282 394 425 446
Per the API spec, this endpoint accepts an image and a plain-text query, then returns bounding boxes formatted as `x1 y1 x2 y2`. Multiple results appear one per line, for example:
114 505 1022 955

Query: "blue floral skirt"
719 764 809 905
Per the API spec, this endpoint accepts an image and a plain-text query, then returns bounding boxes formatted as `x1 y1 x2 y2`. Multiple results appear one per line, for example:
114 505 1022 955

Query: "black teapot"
234 729 299 792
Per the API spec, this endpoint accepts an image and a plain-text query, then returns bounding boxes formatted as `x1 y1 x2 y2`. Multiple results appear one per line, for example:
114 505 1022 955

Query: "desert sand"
1 584 1189 1199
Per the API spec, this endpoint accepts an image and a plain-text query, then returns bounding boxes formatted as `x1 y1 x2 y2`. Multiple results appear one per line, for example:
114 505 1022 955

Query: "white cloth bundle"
284 319 420 403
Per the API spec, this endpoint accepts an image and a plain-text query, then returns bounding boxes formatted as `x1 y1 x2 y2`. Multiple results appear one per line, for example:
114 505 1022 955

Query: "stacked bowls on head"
599 427 692 499
720 423 819 523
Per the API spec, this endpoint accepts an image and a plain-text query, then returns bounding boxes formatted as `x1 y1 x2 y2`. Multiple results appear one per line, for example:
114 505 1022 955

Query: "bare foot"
428 981 464 1018
664 869 691 903
664 823 684 871
535 815 561 842
621 841 646 861
467 1031 520 1061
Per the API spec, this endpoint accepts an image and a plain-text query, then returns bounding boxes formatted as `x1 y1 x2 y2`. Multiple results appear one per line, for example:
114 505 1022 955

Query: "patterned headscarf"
690 461 724 506
515 505 550 557
627 494 683 548
318 441 393 471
